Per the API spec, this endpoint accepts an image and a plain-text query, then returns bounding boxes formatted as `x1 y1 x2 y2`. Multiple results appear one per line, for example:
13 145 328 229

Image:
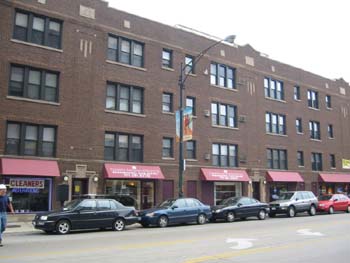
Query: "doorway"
253 182 260 201
72 178 88 198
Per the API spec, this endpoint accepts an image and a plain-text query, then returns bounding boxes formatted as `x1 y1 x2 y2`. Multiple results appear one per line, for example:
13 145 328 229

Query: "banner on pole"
175 107 193 142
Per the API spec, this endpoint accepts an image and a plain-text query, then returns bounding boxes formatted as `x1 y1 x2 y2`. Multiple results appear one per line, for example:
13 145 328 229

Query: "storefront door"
72 178 88 198
252 182 260 200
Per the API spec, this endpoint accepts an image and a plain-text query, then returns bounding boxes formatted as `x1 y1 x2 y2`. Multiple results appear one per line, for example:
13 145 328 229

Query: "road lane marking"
226 238 256 250
297 229 324 236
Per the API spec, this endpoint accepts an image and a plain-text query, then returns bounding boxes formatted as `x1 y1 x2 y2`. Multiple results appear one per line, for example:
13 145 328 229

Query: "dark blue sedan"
139 198 212 227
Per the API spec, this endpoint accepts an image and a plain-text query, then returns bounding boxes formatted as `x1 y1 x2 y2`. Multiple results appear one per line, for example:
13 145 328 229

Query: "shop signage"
110 166 160 179
9 179 45 189
342 159 350 169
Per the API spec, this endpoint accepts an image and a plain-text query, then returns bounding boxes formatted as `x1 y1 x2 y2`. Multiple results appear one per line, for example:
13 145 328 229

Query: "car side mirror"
334 199 338 202
295 198 299 201
237 203 242 207
171 205 178 210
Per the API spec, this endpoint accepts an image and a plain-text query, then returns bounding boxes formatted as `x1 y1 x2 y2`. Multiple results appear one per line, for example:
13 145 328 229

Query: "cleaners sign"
9 179 45 189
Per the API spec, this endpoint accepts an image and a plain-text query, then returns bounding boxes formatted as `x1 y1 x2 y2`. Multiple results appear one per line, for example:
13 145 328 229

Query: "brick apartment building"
1 0 350 215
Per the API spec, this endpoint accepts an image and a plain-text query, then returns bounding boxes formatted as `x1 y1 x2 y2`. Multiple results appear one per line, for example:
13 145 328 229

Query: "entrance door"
72 178 88 198
252 182 260 200
162 180 174 201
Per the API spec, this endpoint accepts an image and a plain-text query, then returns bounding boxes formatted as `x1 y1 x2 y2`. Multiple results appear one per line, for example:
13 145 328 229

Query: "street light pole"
177 35 236 198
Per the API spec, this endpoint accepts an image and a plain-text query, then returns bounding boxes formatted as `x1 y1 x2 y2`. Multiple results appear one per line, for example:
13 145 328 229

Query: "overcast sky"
107 0 350 83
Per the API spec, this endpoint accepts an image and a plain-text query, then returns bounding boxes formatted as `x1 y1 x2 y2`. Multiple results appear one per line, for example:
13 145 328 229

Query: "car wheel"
56 220 71 235
287 206 296 218
226 212 235 222
158 215 168 227
328 206 334 214
258 210 266 220
308 205 316 216
346 206 350 213
197 214 207 225
269 213 276 218
112 218 125 231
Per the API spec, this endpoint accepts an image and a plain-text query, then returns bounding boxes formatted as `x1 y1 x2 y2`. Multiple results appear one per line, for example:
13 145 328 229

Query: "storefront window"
105 180 155 209
269 184 288 201
214 182 242 205
4 177 52 213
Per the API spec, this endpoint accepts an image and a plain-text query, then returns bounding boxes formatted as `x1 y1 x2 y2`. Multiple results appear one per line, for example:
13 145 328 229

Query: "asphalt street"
1 213 349 263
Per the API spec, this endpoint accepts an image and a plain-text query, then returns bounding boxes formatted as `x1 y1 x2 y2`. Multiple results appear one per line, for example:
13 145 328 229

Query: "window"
210 62 236 89
267 148 288 169
325 95 332 108
6 122 56 157
9 65 59 102
185 55 194 74
265 112 286 135
309 121 321 140
162 49 173 68
162 93 173 112
307 90 319 109
186 140 196 159
107 35 144 67
186 97 196 116
296 118 303 133
264 77 284 100
212 143 238 167
294 86 301 100
297 151 304 167
162 137 173 158
211 102 237 128
104 132 143 162
105 82 143 114
311 152 323 171
328 124 334 138
13 11 62 49
330 154 336 168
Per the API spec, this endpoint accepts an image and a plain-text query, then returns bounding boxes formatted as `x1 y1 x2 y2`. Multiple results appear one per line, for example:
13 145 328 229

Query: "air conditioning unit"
239 155 247 164
204 153 211 160
204 110 210 117
238 115 247 123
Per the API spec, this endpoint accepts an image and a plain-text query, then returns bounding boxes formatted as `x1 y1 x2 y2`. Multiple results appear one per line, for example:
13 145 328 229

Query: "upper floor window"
267 148 288 170
13 11 62 49
162 137 173 158
265 112 286 135
162 93 173 113
107 35 144 67
104 132 143 162
186 140 196 159
328 124 334 138
212 143 238 167
211 102 237 128
296 118 303 133
311 152 323 171
325 95 332 108
6 122 56 157
309 121 321 140
186 96 196 116
162 49 173 68
330 154 336 168
264 77 284 101
106 82 143 114
185 55 194 74
307 90 319 109
210 63 236 89
9 64 59 102
294 86 301 100
297 151 304 167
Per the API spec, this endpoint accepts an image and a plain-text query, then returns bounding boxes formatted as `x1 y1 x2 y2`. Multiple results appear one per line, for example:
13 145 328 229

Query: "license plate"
271 207 276 210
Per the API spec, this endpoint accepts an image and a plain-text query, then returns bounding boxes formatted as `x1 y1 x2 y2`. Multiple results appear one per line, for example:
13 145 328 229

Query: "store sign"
9 179 45 189
342 159 350 169
210 171 245 181
110 166 159 179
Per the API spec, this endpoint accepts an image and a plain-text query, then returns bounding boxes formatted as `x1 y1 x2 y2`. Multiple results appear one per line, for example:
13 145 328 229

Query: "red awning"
0 158 60 177
200 168 250 182
104 164 165 179
319 173 350 183
266 171 304 182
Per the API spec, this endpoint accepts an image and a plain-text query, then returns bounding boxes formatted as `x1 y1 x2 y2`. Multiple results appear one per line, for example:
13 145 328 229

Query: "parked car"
32 198 139 234
139 198 211 227
269 191 318 217
73 194 138 208
317 194 350 214
211 196 269 222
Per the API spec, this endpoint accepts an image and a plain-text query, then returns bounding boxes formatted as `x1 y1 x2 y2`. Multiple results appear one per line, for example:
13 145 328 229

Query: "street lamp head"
223 35 236 44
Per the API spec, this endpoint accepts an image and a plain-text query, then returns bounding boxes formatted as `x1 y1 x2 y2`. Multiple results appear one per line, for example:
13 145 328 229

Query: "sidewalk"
6 221 38 234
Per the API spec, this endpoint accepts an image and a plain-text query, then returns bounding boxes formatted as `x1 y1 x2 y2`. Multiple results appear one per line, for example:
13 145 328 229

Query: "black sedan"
211 196 269 222
139 198 212 227
32 198 139 234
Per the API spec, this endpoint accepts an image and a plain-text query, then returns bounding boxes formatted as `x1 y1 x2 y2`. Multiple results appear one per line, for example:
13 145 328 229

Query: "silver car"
269 191 318 217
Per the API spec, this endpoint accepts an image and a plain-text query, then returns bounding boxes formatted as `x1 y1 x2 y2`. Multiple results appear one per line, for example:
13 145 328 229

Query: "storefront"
266 171 304 202
103 163 165 210
200 168 249 205
0 158 60 213
318 173 350 196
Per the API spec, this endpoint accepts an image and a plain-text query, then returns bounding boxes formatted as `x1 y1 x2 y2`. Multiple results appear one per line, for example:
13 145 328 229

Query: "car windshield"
218 197 240 205
158 199 176 208
63 199 82 211
318 195 332 201
277 192 294 200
